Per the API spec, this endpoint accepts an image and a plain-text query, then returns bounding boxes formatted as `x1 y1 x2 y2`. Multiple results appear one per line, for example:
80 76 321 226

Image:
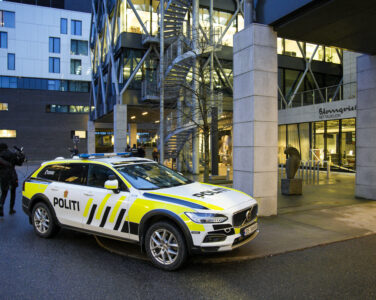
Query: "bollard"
305 162 309 182
309 161 312 182
226 167 230 181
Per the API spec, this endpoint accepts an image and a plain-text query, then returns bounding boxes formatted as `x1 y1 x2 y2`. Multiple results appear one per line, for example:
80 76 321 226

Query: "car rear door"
81 163 131 240
51 163 88 228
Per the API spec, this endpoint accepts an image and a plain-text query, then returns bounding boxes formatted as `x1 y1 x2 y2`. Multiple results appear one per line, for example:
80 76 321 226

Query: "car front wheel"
145 221 188 271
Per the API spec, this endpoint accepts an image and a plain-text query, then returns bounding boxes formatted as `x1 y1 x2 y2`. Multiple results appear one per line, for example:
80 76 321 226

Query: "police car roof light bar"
78 152 132 159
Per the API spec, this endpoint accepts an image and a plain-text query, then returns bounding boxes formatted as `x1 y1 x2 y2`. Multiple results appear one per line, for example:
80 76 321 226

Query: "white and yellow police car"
22 153 258 270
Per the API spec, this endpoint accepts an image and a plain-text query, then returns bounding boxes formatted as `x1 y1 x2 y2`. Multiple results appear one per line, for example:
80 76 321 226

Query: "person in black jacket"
0 143 25 217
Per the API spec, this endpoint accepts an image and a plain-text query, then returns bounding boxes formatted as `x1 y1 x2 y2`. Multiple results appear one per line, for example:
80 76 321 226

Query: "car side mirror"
105 179 119 191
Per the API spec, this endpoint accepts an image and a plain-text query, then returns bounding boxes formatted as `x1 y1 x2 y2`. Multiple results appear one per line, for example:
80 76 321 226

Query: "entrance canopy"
256 0 376 54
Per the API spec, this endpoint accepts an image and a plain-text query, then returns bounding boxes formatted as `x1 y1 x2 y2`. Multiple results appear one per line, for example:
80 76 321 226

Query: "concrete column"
129 123 138 148
233 24 278 216
355 55 376 200
87 120 96 154
113 104 127 153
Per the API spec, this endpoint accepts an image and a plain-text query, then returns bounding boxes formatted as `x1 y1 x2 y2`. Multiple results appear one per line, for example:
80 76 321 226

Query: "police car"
22 153 258 270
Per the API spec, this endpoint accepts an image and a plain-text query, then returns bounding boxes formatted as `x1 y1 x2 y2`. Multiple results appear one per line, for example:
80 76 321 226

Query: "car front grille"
232 204 258 227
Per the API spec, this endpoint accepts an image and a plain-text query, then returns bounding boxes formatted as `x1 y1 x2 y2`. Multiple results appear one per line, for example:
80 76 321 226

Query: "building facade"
89 0 343 175
0 0 91 160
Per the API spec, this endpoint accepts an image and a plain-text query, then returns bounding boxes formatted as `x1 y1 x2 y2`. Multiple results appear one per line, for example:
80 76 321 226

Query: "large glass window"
49 37 60 53
49 57 60 73
0 31 7 48
284 39 303 58
7 53 15 70
0 129 16 138
60 18 67 34
70 59 82 75
341 118 356 170
278 125 286 164
71 20 82 36
0 11 15 28
306 43 324 61
0 103 8 111
58 164 87 185
71 39 88 55
325 47 341 64
116 163 192 190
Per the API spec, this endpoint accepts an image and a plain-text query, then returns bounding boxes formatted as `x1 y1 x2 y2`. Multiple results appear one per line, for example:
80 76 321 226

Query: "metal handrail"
280 82 357 110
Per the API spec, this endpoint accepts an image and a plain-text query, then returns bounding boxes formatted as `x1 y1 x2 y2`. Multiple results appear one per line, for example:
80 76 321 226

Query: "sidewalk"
96 172 376 264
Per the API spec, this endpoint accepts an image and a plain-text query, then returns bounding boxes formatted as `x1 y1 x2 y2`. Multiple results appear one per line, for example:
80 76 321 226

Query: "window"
0 11 15 28
0 103 8 111
71 39 88 55
71 130 86 139
69 105 90 113
115 163 192 190
71 20 82 36
38 164 64 181
0 76 16 88
46 104 90 113
87 164 116 189
49 57 60 73
70 59 82 75
0 32 7 48
7 53 15 70
0 129 16 138
60 18 67 34
49 37 60 53
58 164 87 185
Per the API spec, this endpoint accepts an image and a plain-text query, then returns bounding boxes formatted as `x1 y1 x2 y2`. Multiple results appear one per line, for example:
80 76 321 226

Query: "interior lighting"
349 150 353 155
131 116 136 120
155 120 160 123
142 112 148 116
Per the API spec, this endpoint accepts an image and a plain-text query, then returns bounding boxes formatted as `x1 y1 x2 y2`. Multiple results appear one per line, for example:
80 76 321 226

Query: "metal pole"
317 162 320 183
192 0 199 174
159 0 165 164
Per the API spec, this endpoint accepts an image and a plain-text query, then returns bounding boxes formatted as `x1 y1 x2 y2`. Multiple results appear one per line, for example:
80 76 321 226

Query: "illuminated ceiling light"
142 112 148 116
155 120 160 123
131 115 136 120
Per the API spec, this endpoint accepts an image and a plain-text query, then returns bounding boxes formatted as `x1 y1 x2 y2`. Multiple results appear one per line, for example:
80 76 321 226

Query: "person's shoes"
9 209 16 215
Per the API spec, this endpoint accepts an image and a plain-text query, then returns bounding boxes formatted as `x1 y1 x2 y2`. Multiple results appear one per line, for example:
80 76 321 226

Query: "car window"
87 164 128 191
115 163 192 190
58 164 87 185
38 164 64 181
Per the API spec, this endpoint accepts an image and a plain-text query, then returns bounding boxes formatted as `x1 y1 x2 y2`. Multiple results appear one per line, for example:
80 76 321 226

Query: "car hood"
142 182 256 211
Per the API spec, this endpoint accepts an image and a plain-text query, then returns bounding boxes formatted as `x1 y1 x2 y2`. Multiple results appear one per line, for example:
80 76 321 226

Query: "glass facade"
0 129 16 138
0 76 89 92
0 31 7 48
60 18 67 34
7 53 15 70
49 37 60 53
0 10 15 28
0 103 8 111
71 40 88 56
71 20 82 36
70 59 82 75
278 118 356 170
46 105 91 113
277 38 341 64
49 57 60 73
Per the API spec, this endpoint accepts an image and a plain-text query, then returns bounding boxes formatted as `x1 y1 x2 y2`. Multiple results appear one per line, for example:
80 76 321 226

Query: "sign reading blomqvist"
318 104 357 120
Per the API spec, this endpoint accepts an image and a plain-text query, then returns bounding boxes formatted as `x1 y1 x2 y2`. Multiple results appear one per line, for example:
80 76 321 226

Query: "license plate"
242 223 258 237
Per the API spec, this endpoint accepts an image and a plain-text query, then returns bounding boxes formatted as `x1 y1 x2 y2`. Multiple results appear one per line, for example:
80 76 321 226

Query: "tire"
145 221 188 271
31 202 59 238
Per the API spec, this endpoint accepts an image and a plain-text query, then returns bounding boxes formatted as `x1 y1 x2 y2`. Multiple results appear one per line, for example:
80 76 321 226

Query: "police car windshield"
115 163 192 190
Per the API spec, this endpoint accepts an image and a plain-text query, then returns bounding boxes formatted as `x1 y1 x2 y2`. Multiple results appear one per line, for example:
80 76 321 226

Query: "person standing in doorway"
152 147 159 162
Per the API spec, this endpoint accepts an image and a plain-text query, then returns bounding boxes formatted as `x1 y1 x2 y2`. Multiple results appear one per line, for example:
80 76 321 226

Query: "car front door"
81 164 131 239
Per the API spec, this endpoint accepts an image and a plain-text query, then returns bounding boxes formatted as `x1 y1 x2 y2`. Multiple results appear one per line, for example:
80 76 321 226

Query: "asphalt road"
1 165 376 299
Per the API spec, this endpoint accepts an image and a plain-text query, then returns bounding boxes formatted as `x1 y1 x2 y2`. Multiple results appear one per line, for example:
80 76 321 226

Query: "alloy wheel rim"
150 229 179 265
34 207 50 234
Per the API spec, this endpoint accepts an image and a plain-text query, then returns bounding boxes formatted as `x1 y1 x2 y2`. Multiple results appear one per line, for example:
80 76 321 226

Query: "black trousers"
0 184 16 212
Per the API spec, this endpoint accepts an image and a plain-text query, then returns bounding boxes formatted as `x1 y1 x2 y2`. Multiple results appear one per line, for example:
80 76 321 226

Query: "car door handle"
84 192 94 196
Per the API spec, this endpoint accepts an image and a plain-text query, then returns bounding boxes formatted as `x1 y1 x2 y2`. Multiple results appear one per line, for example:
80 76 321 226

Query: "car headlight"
185 212 228 224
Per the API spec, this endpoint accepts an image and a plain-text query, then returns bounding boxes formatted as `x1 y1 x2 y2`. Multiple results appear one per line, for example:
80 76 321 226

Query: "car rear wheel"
145 221 187 271
32 202 59 238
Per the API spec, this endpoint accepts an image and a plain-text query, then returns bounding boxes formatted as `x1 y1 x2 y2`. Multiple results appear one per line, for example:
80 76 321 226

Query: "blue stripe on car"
143 193 208 210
